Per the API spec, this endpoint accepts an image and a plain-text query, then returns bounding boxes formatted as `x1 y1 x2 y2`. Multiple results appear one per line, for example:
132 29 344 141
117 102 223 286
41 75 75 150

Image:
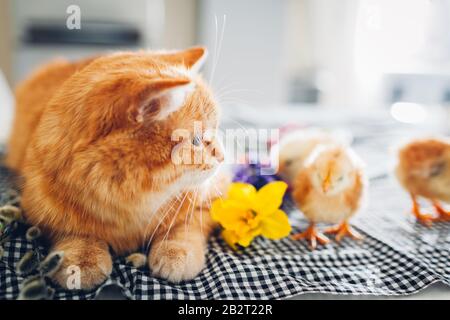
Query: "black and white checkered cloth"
1 122 449 299
1 168 449 299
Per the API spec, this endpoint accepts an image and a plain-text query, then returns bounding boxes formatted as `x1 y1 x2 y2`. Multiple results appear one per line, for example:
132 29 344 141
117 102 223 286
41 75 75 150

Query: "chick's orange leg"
411 194 434 226
432 201 450 222
324 220 363 242
291 223 329 250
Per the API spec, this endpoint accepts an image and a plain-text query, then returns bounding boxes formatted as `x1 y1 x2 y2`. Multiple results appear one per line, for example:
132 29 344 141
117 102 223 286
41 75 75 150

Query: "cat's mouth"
168 163 222 193
189 163 222 185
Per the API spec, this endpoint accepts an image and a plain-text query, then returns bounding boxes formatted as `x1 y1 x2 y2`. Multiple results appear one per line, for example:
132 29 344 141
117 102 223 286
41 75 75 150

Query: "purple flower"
233 164 279 189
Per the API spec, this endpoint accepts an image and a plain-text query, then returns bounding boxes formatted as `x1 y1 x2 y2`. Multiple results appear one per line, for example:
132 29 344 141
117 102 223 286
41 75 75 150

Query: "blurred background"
1 0 450 143
1 0 449 301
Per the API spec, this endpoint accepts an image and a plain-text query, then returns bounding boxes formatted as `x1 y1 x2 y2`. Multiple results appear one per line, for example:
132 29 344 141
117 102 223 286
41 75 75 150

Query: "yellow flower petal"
260 209 291 240
222 229 239 250
210 198 226 222
240 224 263 246
211 181 290 250
238 235 253 247
253 181 288 216
227 183 256 208
222 223 261 249
211 199 248 229
237 230 257 247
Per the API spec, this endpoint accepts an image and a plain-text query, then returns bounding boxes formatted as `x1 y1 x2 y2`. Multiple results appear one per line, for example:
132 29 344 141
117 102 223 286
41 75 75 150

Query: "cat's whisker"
214 81 243 99
142 197 178 251
206 191 213 212
143 199 179 251
209 14 227 86
219 112 249 130
147 191 188 251
208 14 219 84
218 97 254 106
200 194 204 236
216 14 226 79
198 190 213 238
185 187 199 241
159 189 190 246
184 187 198 238
213 75 264 106
211 184 223 198
216 88 264 102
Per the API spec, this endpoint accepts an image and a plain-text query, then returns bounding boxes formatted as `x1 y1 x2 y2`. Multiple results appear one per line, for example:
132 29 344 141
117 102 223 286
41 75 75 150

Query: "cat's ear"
157 47 208 72
134 77 193 122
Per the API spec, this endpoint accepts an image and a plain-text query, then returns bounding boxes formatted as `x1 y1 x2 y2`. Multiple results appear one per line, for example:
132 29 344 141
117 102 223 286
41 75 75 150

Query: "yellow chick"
278 132 367 250
277 129 339 185
395 138 450 226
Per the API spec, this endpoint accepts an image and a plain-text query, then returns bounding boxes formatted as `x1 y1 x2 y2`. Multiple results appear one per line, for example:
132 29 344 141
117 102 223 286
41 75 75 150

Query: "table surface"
2 106 449 300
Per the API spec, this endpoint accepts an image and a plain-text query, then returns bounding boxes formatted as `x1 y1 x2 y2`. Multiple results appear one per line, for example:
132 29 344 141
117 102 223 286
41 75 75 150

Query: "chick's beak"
322 171 331 193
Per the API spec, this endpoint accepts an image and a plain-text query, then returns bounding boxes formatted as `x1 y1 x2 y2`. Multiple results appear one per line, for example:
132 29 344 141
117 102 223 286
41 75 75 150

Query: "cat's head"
42 47 224 196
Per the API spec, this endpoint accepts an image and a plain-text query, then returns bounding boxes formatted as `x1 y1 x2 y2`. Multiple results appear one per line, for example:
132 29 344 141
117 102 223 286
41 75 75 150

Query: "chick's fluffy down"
396 138 450 202
292 145 367 224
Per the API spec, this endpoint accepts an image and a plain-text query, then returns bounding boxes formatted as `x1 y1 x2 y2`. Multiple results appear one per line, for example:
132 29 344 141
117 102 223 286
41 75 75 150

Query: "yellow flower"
211 181 291 249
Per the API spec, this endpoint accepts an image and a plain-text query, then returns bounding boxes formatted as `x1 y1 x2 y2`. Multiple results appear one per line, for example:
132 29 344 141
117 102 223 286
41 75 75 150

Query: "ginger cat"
6 47 227 289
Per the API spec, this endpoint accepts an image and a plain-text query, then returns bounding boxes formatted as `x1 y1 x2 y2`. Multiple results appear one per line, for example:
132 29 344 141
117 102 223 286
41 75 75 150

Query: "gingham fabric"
0 165 448 300
1 119 449 299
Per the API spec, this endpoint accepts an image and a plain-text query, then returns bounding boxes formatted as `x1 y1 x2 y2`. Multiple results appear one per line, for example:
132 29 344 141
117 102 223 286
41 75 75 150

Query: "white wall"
197 0 360 108
198 0 286 107
284 0 359 108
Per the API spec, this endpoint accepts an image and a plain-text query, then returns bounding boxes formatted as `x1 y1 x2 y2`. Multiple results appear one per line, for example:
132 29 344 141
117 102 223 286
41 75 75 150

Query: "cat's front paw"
149 240 205 283
51 237 112 290
53 257 112 291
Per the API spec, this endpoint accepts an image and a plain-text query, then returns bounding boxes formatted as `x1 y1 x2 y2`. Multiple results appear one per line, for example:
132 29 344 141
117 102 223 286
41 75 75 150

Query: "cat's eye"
285 159 293 166
192 135 202 146
337 176 344 182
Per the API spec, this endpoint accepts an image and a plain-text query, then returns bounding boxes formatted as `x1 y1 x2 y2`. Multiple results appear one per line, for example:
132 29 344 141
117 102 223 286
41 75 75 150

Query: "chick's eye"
192 135 202 146
430 162 445 177
285 159 292 166
337 176 344 182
